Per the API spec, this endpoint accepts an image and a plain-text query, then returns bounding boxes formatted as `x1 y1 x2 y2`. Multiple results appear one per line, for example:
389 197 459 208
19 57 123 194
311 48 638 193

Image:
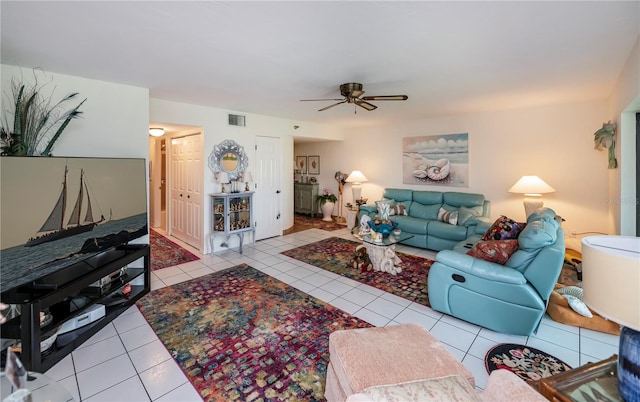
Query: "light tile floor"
45 227 620 401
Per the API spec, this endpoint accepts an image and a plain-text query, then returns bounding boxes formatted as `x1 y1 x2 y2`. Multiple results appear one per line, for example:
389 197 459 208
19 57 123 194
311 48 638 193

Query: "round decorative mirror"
208 139 248 181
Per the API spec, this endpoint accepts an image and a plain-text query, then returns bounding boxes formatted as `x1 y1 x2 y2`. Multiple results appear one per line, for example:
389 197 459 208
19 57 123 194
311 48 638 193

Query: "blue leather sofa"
358 188 490 251
428 208 565 335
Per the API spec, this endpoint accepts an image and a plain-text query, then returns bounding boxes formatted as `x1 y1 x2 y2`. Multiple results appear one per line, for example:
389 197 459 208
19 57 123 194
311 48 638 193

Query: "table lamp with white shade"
582 235 640 402
508 175 556 218
217 171 229 193
345 170 368 204
242 171 253 192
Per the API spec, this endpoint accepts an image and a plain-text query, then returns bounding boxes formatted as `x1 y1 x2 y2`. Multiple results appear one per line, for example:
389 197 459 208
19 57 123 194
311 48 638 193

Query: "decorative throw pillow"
437 207 458 225
563 295 593 318
457 206 480 226
467 239 519 265
376 200 394 220
482 216 526 240
388 204 408 216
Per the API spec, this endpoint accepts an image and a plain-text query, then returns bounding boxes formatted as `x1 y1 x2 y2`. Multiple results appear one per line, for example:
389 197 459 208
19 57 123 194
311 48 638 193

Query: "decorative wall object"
296 156 307 174
308 155 320 175
403 133 469 187
208 139 248 181
593 121 618 169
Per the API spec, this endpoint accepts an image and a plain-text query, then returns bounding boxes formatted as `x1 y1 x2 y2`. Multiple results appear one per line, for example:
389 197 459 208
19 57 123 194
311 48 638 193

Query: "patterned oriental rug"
281 237 433 307
485 343 572 381
137 264 371 401
149 229 200 271
291 214 346 232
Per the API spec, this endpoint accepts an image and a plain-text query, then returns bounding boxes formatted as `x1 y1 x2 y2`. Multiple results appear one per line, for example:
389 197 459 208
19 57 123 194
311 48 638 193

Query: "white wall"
150 98 342 253
297 99 612 251
1 65 150 158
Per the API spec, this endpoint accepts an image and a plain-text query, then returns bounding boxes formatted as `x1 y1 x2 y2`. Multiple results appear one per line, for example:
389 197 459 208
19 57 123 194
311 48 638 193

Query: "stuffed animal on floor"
351 245 372 272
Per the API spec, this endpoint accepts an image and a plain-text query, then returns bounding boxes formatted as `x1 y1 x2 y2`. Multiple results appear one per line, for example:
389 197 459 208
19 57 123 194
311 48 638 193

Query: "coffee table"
355 230 414 275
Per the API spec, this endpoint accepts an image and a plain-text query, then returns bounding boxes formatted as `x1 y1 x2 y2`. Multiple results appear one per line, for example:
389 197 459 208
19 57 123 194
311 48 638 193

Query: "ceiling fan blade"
300 98 345 102
354 99 377 111
318 100 347 112
361 95 408 101
349 89 365 98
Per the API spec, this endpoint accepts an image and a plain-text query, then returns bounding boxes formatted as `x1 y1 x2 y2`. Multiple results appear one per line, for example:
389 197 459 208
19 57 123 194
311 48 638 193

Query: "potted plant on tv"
317 188 337 222
0 69 86 156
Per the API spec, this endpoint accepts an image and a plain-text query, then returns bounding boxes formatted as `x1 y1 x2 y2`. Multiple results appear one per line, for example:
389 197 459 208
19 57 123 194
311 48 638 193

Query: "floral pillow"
482 216 526 240
437 207 458 225
467 239 519 265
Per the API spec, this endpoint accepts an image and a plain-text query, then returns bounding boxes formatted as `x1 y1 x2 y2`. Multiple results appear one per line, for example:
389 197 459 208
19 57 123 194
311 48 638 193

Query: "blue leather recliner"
428 208 565 335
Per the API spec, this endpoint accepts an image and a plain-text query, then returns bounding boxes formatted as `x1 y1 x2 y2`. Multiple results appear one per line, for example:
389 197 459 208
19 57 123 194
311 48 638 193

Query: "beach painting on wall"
403 133 469 187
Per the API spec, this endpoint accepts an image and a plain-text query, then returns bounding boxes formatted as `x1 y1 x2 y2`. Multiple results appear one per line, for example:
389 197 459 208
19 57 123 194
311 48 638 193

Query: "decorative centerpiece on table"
367 218 399 239
317 188 337 222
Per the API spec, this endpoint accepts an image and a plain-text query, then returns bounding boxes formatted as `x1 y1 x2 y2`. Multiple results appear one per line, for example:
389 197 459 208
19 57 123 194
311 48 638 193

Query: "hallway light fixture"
345 170 368 204
508 175 556 218
149 127 165 137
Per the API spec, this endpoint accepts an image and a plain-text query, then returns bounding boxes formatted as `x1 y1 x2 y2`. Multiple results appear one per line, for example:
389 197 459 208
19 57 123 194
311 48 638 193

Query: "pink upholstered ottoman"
325 323 474 402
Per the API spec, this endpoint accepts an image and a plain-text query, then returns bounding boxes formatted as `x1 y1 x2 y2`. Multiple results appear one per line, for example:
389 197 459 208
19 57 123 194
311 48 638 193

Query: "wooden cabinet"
0 244 150 372
294 183 319 217
210 192 255 253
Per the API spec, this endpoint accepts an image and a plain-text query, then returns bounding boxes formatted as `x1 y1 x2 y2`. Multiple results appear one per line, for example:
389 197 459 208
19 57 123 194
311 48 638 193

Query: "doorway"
149 129 204 250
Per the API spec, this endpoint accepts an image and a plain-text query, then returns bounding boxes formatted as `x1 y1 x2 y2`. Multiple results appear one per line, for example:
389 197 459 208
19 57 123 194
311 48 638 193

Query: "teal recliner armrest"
434 250 526 285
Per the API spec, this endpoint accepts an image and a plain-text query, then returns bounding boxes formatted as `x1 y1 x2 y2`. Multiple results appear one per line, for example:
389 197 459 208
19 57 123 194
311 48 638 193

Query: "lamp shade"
582 235 640 331
216 171 229 184
345 170 368 184
242 171 253 182
508 176 556 196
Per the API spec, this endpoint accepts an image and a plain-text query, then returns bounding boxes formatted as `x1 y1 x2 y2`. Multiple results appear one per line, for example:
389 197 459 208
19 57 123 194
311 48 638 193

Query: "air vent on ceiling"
228 114 246 127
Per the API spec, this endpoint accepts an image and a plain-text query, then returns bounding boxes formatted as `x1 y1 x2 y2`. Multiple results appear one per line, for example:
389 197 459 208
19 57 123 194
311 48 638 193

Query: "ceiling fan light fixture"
301 82 408 112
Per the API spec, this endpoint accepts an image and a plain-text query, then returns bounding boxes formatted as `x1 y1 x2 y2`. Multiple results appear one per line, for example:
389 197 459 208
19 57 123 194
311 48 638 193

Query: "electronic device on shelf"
58 304 105 335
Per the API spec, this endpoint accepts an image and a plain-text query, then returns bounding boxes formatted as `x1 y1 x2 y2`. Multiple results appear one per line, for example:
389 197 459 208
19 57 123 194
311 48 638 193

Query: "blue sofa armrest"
435 250 526 285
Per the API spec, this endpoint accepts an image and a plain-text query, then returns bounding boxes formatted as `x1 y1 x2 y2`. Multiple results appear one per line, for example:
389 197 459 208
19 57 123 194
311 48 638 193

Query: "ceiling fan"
300 83 408 112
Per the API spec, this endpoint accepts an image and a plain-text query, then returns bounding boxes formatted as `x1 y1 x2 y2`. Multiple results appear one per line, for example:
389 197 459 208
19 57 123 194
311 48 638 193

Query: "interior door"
169 133 203 249
255 136 282 240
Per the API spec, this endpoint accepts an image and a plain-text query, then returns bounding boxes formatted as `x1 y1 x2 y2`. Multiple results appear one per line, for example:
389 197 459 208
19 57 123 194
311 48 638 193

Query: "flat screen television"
0 156 148 291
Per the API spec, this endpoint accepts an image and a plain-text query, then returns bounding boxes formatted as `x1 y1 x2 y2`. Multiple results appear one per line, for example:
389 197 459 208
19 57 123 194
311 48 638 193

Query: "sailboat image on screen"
26 165 106 247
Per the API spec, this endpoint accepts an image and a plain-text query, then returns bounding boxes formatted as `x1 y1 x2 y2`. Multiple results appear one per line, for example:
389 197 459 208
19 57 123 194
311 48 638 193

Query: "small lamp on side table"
582 235 640 402
508 175 556 218
242 171 253 192
217 171 230 193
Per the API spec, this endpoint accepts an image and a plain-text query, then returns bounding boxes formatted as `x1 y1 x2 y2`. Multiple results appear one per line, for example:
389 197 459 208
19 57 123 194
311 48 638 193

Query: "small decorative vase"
321 201 335 222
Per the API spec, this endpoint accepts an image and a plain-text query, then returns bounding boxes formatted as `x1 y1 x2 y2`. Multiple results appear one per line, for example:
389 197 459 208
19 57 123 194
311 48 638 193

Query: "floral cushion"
346 375 481 402
438 207 458 225
467 239 519 265
482 216 526 240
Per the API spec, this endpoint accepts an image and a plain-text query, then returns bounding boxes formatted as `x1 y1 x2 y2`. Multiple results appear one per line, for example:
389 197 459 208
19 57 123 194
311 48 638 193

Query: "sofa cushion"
395 215 428 235
443 192 485 208
389 204 408 216
382 188 413 203
438 207 458 225
467 239 519 265
376 200 394 219
346 375 481 402
505 249 541 272
518 219 558 250
482 216 526 241
428 220 469 240
413 190 443 205
457 206 480 226
410 202 440 220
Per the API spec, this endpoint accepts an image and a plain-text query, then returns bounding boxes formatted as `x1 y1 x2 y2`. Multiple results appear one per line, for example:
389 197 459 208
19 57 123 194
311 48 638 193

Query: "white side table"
346 205 359 229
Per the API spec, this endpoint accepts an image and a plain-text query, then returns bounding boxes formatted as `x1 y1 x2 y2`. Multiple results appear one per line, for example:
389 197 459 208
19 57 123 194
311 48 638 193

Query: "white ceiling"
2 1 638 129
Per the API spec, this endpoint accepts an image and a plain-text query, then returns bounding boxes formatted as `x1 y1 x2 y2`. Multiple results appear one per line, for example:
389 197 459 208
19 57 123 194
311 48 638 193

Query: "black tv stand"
0 244 150 372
